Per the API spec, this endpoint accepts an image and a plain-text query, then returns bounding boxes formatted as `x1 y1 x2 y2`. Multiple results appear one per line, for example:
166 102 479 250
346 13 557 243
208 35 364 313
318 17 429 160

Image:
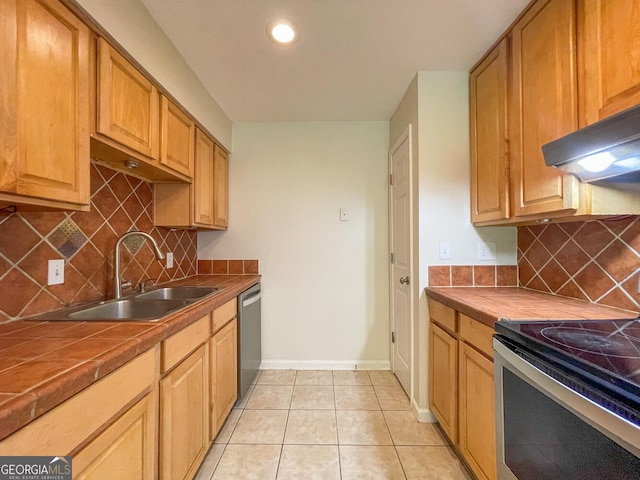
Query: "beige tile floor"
196 370 471 480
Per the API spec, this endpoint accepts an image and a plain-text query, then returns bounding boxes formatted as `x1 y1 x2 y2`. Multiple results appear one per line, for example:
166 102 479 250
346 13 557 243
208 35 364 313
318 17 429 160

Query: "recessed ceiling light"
267 20 298 45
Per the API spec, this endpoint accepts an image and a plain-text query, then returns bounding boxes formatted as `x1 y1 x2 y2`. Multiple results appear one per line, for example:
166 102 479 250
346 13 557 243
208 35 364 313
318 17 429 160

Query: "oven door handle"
493 338 640 459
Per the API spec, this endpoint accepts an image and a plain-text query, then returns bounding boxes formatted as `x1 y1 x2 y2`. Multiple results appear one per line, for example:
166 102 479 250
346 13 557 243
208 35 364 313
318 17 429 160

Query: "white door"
389 126 412 395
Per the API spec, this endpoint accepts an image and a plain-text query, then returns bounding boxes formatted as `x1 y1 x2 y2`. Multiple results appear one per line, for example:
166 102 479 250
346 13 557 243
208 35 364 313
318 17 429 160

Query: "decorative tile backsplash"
0 163 197 322
518 216 640 312
198 259 259 275
428 265 518 287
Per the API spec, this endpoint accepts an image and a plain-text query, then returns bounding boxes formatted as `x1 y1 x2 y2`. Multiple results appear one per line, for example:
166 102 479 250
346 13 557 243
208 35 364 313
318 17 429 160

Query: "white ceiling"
139 0 528 122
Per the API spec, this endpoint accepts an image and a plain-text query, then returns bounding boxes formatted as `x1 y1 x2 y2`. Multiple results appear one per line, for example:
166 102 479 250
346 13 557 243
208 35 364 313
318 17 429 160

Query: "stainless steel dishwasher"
237 282 262 399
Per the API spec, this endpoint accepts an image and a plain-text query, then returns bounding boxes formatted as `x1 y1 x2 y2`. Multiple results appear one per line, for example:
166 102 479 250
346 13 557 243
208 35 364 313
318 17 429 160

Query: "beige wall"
76 0 232 149
199 122 390 368
390 72 517 419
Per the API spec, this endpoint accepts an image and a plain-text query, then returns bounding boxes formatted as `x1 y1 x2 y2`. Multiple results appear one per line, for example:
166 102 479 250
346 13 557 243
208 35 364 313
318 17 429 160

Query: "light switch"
47 259 65 285
340 208 349 222
166 252 174 269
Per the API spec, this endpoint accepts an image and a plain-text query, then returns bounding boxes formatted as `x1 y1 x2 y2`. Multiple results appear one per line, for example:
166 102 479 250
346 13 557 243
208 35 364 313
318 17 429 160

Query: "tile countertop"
0 274 260 442
425 286 639 328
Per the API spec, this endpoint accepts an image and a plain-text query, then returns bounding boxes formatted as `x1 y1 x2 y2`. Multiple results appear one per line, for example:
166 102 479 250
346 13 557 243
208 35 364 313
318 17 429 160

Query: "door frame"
388 124 415 398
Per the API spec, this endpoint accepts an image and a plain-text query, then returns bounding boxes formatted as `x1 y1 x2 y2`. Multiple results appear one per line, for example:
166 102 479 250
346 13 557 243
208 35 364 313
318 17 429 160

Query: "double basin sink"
31 286 219 322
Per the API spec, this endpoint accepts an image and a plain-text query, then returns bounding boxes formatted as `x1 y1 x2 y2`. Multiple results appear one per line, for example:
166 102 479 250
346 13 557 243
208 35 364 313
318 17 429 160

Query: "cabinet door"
194 128 215 227
160 344 209 480
510 0 578 218
96 38 159 160
160 96 194 178
0 0 90 209
579 0 640 125
470 38 510 224
428 322 458 443
213 145 229 229
210 318 237 440
73 392 158 480
459 343 496 480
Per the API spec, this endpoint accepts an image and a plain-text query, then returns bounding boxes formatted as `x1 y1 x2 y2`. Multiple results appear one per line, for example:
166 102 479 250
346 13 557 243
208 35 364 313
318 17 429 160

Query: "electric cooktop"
495 318 640 424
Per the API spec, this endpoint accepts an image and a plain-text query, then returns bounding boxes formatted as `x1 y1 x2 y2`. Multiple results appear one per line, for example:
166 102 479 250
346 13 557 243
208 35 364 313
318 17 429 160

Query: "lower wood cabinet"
73 391 158 480
428 298 496 480
0 295 244 480
210 318 238 439
428 322 458 442
458 342 496 480
160 344 210 480
160 328 210 480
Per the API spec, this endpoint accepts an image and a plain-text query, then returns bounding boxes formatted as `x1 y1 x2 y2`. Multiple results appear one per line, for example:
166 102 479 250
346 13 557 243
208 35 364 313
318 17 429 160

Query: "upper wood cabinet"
154 128 229 230
160 95 195 178
213 144 229 228
579 0 640 125
470 0 640 225
92 38 191 182
0 0 90 211
96 37 159 160
470 38 510 223
510 0 578 218
194 128 216 226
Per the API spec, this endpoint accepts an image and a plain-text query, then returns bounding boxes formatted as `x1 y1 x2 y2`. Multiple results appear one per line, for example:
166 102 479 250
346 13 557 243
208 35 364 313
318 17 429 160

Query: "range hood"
542 103 640 184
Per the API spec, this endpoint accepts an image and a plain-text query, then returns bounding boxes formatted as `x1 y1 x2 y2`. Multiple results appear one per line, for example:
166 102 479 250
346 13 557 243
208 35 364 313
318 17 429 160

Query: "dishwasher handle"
242 292 262 308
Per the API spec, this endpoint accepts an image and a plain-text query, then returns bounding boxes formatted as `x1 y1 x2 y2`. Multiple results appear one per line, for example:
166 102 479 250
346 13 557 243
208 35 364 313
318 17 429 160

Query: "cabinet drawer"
162 315 210 373
428 298 457 333
212 298 237 333
459 314 494 359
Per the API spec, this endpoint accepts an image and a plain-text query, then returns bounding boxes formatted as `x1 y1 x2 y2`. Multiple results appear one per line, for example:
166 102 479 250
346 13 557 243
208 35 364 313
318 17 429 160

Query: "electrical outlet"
166 252 174 269
478 241 497 261
340 208 349 222
439 242 450 260
47 259 65 285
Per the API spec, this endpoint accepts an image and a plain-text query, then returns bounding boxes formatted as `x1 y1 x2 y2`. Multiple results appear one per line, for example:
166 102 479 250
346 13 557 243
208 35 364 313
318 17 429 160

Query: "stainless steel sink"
134 286 218 301
27 285 222 322
67 298 191 321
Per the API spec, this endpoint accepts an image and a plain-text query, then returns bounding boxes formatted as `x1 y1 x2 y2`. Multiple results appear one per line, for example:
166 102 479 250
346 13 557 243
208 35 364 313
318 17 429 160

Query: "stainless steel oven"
493 319 640 480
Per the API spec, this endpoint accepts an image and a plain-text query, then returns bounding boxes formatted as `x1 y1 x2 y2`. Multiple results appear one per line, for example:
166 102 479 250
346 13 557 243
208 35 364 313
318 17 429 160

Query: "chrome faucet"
113 231 165 299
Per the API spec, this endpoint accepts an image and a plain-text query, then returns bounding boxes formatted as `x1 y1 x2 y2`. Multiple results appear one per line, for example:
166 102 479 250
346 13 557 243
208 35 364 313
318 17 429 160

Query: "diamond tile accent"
48 218 87 258
0 163 198 321
518 217 640 311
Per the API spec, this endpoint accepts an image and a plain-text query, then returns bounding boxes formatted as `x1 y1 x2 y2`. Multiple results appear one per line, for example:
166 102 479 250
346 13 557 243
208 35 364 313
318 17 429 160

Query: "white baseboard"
412 398 436 423
259 360 391 371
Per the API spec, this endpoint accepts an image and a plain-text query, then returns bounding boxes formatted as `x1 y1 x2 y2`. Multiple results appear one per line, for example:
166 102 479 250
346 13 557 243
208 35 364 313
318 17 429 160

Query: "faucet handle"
138 278 157 293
